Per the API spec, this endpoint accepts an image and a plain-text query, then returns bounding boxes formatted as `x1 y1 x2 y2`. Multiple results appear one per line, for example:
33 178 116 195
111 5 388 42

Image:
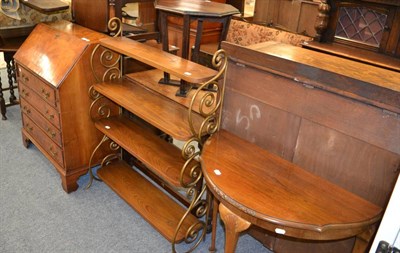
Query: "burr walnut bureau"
14 21 110 193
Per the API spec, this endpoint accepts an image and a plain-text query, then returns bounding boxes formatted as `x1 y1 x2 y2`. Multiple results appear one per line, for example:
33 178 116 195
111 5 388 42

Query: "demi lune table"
201 129 383 253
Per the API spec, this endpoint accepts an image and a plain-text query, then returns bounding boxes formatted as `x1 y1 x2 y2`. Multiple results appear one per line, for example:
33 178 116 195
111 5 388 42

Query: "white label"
214 169 221 176
105 125 111 130
275 228 286 235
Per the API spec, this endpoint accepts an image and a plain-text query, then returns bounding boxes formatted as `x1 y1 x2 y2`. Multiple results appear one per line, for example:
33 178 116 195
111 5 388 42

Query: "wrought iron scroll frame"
86 17 123 189
85 17 229 253
172 49 228 253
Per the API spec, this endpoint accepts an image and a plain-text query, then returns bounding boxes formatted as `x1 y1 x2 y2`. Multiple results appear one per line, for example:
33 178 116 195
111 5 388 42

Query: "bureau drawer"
19 82 61 129
23 116 64 167
20 98 63 147
17 66 57 107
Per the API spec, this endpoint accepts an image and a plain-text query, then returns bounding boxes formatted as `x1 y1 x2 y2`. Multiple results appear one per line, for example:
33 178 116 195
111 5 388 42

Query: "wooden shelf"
95 115 192 189
100 37 217 83
94 78 203 141
125 69 208 114
97 160 198 243
89 22 226 250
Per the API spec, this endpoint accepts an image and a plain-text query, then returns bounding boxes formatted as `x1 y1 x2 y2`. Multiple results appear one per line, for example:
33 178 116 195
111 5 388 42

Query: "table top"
201 129 382 240
0 36 26 51
155 0 239 17
245 41 400 94
20 0 69 13
302 40 400 73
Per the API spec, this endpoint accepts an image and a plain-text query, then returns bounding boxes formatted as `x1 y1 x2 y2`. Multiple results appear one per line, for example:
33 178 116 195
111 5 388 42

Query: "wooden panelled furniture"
71 0 157 36
14 21 110 193
305 0 400 72
86 26 227 251
252 0 320 37
201 41 400 253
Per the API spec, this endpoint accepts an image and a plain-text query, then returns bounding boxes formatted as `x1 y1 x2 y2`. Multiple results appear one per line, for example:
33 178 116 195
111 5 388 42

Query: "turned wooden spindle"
314 0 331 42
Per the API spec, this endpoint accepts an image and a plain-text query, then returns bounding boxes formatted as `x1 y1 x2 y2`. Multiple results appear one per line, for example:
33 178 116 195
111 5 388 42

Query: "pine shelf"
89 21 227 251
125 69 208 114
97 160 198 243
95 115 192 189
100 36 217 84
94 77 203 141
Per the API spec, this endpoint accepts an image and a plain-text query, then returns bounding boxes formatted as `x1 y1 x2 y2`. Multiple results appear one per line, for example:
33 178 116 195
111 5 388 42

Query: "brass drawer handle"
20 88 29 97
46 127 57 138
45 110 55 120
41 88 50 100
25 123 33 132
22 106 31 114
21 73 29 83
49 146 58 157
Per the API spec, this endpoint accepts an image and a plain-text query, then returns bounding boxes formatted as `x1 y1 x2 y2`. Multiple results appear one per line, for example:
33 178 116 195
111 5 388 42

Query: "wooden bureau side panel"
221 87 301 161
293 119 400 207
225 62 400 155
58 45 110 172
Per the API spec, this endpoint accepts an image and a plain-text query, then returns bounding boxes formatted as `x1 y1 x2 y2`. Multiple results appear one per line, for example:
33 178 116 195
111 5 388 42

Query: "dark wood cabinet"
306 0 400 71
71 0 156 34
14 21 110 193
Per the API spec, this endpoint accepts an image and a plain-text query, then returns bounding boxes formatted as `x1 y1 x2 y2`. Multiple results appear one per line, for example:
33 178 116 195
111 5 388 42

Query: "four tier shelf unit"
87 20 228 252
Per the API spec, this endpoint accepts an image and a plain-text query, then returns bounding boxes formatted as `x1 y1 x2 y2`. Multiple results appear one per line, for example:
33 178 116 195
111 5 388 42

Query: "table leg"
352 227 374 253
192 19 204 63
157 11 183 91
219 16 232 49
0 72 5 120
209 196 219 252
4 52 17 103
219 203 251 253
175 14 192 97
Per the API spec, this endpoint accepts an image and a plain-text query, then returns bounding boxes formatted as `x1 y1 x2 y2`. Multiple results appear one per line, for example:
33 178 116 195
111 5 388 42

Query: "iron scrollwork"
86 18 124 189
172 49 228 252
86 17 228 252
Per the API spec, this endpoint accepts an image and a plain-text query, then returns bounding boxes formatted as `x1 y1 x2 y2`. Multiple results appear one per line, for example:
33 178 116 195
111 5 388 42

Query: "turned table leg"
4 52 17 104
219 203 251 253
0 73 6 120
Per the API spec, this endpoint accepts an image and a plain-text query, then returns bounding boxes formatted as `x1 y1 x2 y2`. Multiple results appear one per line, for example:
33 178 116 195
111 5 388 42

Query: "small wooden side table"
155 0 238 96
201 129 383 253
